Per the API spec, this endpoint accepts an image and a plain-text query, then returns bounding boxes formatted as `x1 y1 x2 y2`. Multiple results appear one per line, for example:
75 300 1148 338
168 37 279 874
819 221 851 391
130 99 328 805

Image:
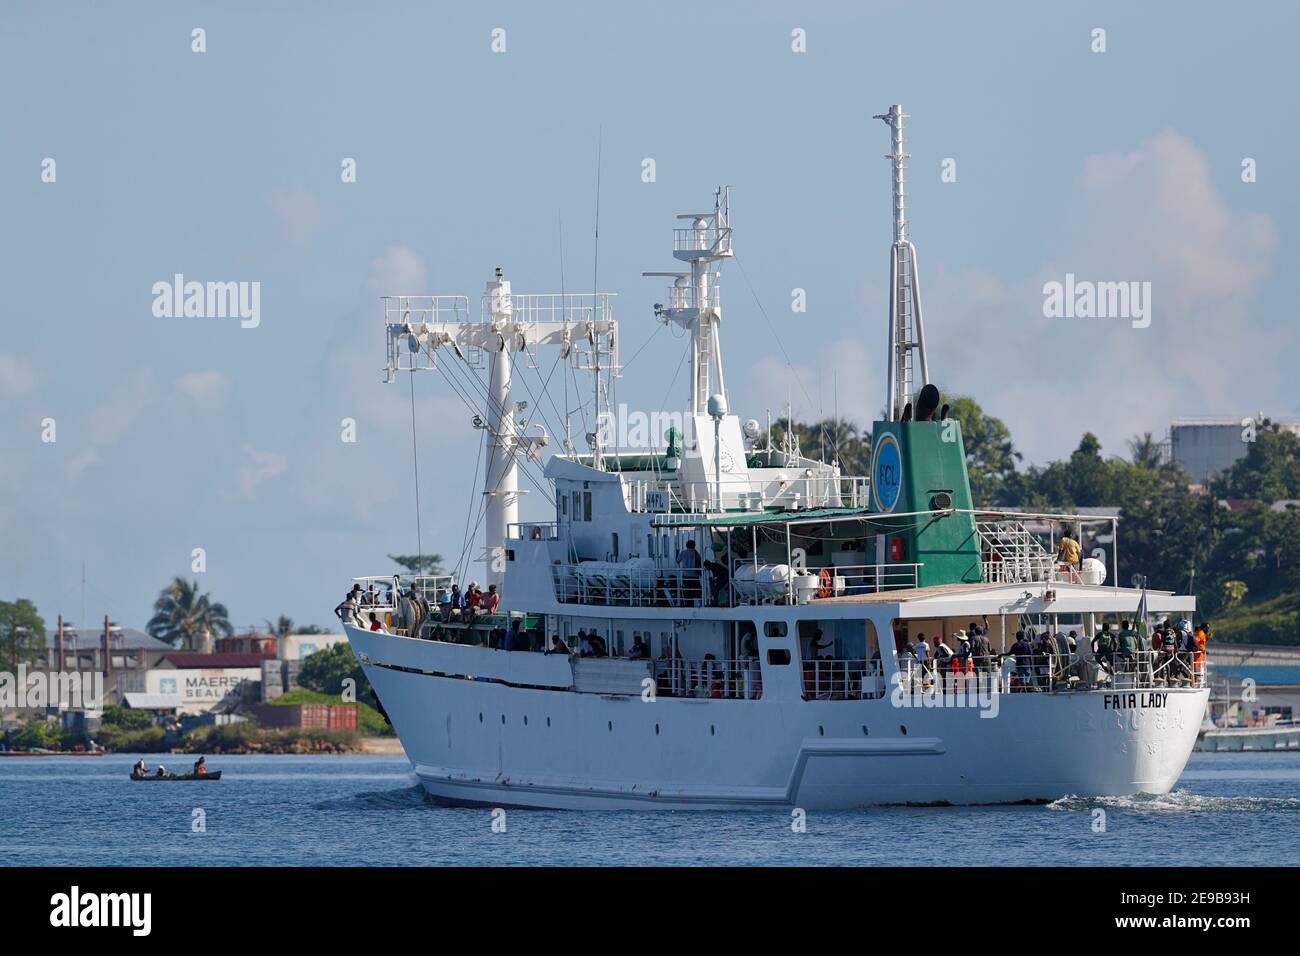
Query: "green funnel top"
869 417 982 587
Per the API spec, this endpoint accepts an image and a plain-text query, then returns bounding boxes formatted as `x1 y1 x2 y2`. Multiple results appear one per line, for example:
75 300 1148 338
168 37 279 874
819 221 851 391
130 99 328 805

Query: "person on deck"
952 629 974 688
1193 622 1210 683
912 634 931 686
334 589 360 627
193 756 206 776
464 583 481 625
932 636 953 691
504 618 523 651
629 634 650 660
1116 620 1140 673
1092 624 1117 677
451 584 466 622
1009 630 1035 691
703 546 731 606
1056 527 1082 571
970 626 996 686
480 584 501 615
368 612 384 633
1034 631 1057 690
132 758 147 777
677 540 703 606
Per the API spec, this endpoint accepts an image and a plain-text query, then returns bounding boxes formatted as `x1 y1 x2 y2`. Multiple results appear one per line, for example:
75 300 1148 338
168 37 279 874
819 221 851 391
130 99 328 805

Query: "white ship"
344 107 1209 809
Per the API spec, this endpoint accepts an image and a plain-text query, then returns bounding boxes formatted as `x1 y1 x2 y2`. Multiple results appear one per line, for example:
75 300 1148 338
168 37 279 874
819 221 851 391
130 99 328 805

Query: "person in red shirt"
480 584 500 614
368 612 384 632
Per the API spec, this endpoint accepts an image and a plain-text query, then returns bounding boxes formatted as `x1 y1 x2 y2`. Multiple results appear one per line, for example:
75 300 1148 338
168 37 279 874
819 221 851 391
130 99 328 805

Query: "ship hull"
349 627 1208 810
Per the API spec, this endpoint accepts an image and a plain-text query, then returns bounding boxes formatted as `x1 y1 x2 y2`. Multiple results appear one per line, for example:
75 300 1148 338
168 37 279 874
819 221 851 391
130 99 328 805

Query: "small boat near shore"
130 770 222 781
0 749 105 757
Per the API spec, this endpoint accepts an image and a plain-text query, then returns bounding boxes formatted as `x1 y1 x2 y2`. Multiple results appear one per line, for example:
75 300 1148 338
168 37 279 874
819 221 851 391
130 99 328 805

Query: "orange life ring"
817 569 832 599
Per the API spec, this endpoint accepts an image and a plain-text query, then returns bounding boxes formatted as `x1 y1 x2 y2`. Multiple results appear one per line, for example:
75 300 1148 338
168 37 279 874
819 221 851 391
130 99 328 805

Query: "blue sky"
2 0 1296 632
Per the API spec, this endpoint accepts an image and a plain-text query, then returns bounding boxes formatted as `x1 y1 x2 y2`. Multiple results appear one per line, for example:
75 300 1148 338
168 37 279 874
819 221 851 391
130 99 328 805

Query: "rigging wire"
733 253 816 414
409 372 424 559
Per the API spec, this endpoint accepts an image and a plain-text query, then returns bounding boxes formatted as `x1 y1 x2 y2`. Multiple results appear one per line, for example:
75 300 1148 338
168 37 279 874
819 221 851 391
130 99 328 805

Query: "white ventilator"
874 105 930 421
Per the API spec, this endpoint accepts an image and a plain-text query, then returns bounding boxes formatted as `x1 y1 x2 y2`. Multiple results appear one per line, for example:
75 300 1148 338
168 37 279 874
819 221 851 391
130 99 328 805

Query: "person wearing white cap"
953 629 973 688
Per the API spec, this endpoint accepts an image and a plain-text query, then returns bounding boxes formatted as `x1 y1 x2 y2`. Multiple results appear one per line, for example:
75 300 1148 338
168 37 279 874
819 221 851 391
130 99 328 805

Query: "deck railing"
895 649 1206 693
800 658 888 700
652 656 763 700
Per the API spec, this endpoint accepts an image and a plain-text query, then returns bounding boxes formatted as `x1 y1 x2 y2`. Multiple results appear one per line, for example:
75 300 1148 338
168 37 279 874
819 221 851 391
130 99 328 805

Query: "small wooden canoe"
130 770 222 781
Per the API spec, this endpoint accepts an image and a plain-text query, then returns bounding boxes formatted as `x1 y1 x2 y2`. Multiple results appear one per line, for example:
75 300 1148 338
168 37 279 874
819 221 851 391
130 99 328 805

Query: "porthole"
478 712 483 723
524 716 528 726
655 723 660 735
862 725 869 736
501 714 506 725
546 717 551 727
608 720 613 732
710 725 715 736
818 725 825 737
900 724 908 735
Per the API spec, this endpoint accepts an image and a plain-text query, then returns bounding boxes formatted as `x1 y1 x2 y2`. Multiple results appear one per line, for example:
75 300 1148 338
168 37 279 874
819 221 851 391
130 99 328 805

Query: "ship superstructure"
343 108 1209 809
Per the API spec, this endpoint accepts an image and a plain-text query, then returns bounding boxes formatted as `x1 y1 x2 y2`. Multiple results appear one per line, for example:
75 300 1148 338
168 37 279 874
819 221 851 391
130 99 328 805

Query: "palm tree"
265 615 294 638
1128 432 1165 470
146 577 234 649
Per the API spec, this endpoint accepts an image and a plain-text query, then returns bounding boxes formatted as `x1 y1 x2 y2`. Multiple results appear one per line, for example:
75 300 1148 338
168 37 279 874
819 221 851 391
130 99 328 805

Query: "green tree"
1220 580 1248 610
100 704 153 731
943 395 1021 506
1128 432 1165 470
1215 422 1300 502
297 641 387 722
146 578 234 649
0 599 46 673
387 554 444 576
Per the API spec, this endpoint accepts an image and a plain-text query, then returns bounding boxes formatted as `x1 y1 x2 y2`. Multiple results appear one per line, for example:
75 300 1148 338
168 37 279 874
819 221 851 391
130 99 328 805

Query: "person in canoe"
132 758 147 778
193 756 206 776
155 764 166 777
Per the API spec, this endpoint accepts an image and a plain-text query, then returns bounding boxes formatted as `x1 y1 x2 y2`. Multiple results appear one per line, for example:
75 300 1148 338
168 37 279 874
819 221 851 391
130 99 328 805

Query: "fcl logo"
872 432 902 512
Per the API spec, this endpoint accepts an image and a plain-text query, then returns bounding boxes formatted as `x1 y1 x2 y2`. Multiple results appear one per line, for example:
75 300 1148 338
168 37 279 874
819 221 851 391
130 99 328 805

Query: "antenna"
591 126 605 471
873 104 930 421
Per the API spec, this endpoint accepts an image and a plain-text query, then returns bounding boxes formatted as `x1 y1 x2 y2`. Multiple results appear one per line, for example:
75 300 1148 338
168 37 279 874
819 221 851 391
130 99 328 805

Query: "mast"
381 273 617 589
482 269 518 586
644 186 733 417
874 105 930 420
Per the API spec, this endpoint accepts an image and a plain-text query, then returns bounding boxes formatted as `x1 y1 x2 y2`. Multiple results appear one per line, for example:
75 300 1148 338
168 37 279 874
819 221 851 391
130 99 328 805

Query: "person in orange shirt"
1193 622 1210 682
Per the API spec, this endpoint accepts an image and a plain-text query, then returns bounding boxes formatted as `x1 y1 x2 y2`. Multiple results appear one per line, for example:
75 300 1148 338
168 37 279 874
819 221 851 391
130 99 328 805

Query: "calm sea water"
2 752 1297 866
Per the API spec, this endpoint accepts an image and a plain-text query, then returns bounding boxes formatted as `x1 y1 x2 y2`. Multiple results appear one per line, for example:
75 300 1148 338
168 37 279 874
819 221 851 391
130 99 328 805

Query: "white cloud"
174 370 230 407
368 245 428 294
270 185 327 246
237 446 288 497
924 129 1281 463
0 352 36 395
743 337 882 429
